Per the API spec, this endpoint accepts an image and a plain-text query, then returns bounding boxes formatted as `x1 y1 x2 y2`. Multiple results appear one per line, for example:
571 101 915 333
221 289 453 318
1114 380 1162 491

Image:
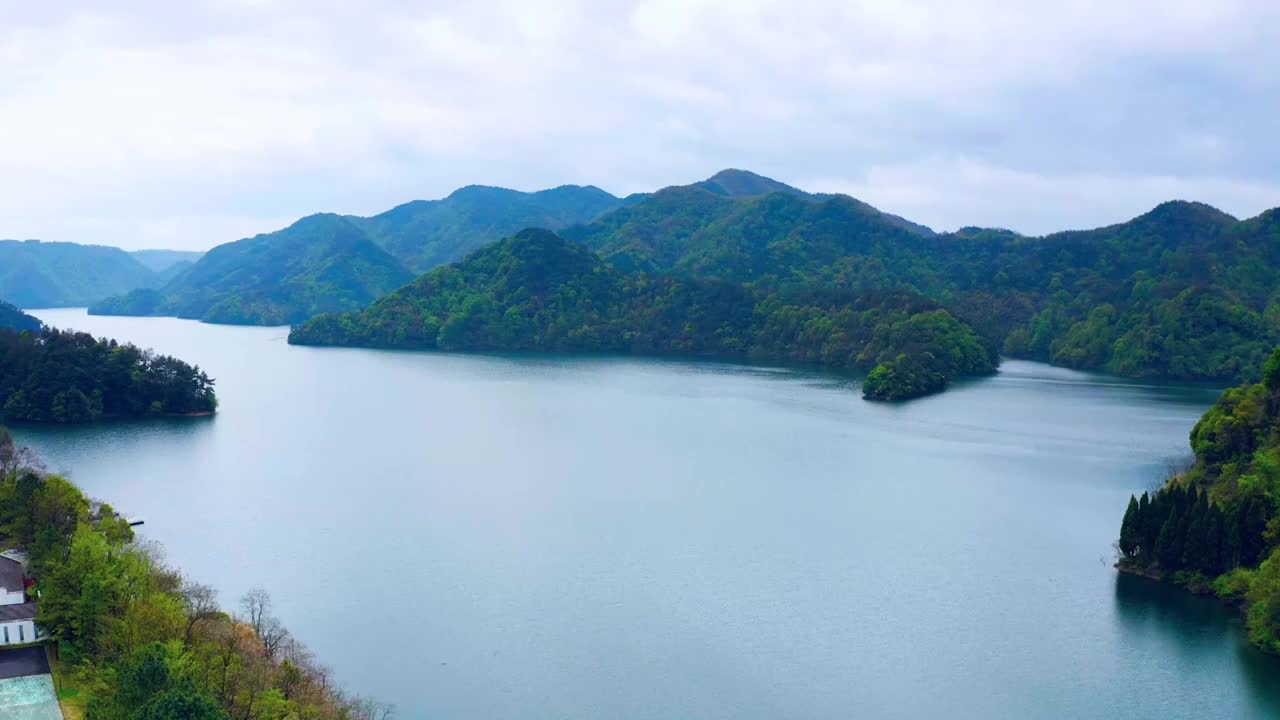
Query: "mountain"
0 301 40 332
130 249 206 273
347 184 625 273
562 174 938 279
289 229 996 400
694 168 806 197
0 240 159 308
567 183 1280 384
90 214 414 326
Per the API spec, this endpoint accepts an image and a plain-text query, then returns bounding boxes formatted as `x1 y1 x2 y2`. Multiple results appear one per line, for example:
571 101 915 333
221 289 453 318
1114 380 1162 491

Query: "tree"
241 588 272 642
1119 495 1140 558
1155 514 1182 570
137 687 229 720
181 582 222 648
37 525 128 661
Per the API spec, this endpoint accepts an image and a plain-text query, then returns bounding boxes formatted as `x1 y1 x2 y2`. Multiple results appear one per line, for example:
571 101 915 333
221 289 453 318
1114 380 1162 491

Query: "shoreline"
1114 562 1249 615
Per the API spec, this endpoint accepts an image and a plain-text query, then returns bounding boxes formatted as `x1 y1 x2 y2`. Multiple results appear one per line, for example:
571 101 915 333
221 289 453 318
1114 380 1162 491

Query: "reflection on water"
14 415 217 481
1114 572 1280 717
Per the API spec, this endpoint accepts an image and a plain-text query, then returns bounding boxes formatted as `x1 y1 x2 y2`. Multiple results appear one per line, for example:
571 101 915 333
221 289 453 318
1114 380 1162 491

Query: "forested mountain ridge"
1117 345 1280 655
0 239 160 308
347 183 626 273
567 183 1280 385
0 300 41 332
289 229 997 400
130 248 205 273
90 214 415 325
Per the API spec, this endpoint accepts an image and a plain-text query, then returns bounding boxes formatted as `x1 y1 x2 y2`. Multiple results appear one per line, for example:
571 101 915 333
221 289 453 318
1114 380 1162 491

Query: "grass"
46 647 89 720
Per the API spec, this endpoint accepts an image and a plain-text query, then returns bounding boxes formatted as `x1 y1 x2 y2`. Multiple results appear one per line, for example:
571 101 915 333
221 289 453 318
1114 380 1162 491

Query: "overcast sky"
3 1 1278 251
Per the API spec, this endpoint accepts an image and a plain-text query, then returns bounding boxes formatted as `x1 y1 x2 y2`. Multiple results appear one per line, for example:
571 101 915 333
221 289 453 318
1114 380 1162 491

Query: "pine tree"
1137 492 1153 560
1156 513 1182 570
1242 498 1271 566
1204 505 1225 575
1182 492 1212 572
1224 503 1244 569
1119 495 1140 559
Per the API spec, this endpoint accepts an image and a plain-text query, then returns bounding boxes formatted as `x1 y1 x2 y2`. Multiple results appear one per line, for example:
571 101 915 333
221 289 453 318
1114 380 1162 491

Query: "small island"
1116 345 1280 655
289 229 998 400
0 325 217 423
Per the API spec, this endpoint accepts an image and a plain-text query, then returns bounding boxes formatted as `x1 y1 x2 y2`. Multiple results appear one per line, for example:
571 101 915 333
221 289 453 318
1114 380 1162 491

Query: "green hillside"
90 214 414 325
0 240 159 307
567 182 1280 385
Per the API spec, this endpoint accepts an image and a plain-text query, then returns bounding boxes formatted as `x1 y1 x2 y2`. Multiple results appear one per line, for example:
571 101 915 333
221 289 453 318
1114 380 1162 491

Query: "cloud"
0 1 1277 250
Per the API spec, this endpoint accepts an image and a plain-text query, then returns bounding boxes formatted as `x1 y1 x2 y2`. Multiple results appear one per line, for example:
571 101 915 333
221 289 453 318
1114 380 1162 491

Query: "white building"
0 555 40 645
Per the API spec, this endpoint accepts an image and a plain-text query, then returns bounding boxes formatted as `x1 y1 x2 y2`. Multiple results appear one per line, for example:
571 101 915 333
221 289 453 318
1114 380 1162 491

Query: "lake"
15 308 1280 719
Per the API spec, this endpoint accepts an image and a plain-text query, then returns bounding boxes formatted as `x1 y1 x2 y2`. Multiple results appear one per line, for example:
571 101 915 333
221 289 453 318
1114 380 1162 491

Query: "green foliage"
862 355 946 401
568 183 1280 384
0 300 41 332
290 230 997 400
1116 343 1280 656
90 214 415 326
0 240 160 308
0 326 216 423
1246 546 1280 655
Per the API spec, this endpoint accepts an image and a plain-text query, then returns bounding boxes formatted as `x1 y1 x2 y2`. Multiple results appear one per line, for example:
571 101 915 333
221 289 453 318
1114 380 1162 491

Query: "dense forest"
289 229 997 400
91 214 415 326
0 300 41 332
1116 345 1280 654
0 327 216 422
564 173 1280 385
0 240 161 308
0 428 392 719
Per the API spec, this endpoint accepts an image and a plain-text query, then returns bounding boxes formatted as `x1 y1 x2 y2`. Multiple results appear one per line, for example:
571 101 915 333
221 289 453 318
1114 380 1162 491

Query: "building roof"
0 556 21 593
0 602 36 622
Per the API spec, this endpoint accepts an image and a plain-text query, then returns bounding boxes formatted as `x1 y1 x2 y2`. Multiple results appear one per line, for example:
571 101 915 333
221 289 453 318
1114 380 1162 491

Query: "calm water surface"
16 308 1280 719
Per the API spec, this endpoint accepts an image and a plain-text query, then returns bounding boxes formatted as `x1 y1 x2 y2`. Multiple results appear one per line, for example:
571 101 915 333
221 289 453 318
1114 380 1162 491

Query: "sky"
2 0 1279 251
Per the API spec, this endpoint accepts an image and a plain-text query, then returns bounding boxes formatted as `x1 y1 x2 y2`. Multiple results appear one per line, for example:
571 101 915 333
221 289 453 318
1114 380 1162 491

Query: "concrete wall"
0 620 36 645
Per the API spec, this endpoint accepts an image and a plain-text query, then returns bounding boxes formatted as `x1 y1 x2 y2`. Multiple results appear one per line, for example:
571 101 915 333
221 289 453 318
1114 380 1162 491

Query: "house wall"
0 619 37 645
0 588 23 606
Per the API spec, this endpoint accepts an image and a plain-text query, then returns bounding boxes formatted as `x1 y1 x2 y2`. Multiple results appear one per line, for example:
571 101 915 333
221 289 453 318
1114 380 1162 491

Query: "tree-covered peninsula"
0 326 216 422
0 300 41 332
1117 345 1280 654
0 428 391 719
289 229 997 400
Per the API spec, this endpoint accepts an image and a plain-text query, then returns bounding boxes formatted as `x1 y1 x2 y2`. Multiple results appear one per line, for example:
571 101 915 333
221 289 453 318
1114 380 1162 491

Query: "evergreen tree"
1137 492 1153 558
1242 498 1271 566
1156 514 1182 570
1119 495 1140 558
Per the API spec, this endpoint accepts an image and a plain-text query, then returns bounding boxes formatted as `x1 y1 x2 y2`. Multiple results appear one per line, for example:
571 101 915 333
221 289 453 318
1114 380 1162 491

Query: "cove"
14 308 1280 719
